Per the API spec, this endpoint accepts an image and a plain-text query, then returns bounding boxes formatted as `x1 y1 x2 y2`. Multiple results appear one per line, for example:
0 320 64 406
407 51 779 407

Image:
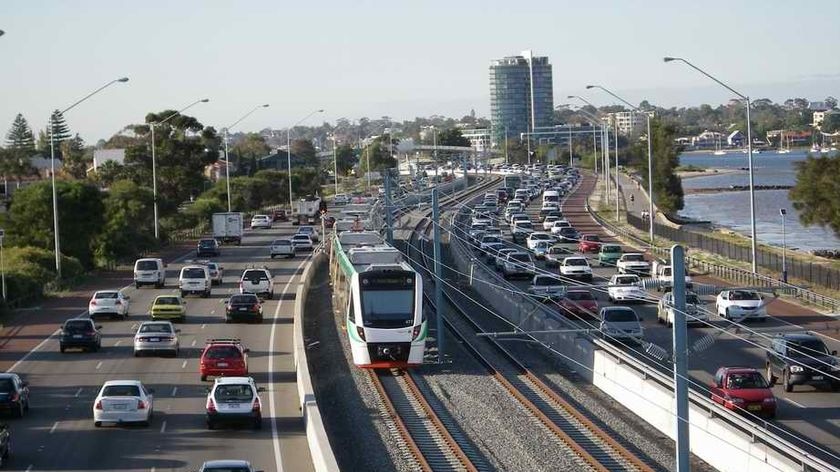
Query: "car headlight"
790 365 804 373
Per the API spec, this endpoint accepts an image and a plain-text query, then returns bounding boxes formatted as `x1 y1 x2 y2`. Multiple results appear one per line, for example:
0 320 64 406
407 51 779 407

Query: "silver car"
133 321 180 357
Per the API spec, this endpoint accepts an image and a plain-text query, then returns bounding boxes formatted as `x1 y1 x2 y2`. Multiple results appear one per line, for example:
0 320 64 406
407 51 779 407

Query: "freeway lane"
4 223 314 472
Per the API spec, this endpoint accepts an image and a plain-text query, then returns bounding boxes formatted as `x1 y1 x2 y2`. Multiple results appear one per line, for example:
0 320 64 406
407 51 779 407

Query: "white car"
526 232 555 250
205 376 263 430
616 253 651 275
297 226 320 242
179 265 212 298
333 194 350 205
88 290 130 320
239 268 275 299
133 258 166 288
549 220 572 235
657 292 707 326
542 215 561 231
502 251 535 279
270 238 295 259
599 307 644 342
290 233 314 251
250 215 272 229
199 460 261 472
205 262 224 286
133 321 180 357
607 274 646 303
93 380 154 427
715 290 768 321
559 257 593 282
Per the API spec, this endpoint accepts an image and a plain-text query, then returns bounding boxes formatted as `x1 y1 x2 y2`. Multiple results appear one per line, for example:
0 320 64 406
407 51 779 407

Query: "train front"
350 269 426 368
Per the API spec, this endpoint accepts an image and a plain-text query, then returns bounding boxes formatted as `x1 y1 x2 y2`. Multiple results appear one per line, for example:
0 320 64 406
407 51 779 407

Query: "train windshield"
359 273 415 328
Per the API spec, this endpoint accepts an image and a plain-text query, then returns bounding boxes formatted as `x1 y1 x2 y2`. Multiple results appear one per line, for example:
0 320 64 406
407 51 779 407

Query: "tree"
5 114 35 152
635 119 684 215
820 113 840 134
60 134 89 179
231 133 270 175
335 145 357 175
93 180 156 264
825 96 837 109
291 139 317 168
437 128 470 147
503 139 529 164
90 160 129 188
358 137 396 173
1 114 37 182
789 155 840 237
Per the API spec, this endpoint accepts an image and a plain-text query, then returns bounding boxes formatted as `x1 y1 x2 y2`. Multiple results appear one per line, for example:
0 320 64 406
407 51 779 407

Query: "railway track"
407 198 658 472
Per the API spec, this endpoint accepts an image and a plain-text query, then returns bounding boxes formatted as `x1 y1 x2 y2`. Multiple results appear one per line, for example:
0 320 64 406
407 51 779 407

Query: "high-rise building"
489 50 554 147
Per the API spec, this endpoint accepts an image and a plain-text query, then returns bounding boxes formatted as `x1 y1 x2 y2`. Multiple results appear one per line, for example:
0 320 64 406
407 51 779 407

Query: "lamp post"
569 95 610 201
150 98 209 239
780 208 787 283
224 104 269 212
332 135 339 195
569 105 601 176
504 126 509 164
49 77 129 278
587 84 655 245
665 56 758 273
287 109 324 206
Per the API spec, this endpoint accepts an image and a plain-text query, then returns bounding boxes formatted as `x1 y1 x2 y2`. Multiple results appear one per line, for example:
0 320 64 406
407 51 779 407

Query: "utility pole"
568 124 573 168
432 189 444 362
462 153 469 192
614 123 619 222
384 171 394 244
671 244 690 472
603 122 610 206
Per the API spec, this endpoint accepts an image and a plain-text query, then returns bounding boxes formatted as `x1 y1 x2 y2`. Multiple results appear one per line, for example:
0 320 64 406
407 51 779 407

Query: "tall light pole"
569 95 610 200
569 105 601 176
331 134 339 195
780 208 787 283
665 56 758 272
504 126 509 164
224 104 269 212
587 85 655 245
525 49 537 166
150 98 209 239
50 77 129 278
287 109 324 206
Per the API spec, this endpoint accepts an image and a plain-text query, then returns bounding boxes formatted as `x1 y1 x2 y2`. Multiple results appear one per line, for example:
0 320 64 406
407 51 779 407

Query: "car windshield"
727 372 768 389
299 227 314 234
518 223 533 229
602 245 621 252
603 309 638 322
64 320 92 333
614 277 638 285
584 235 601 242
534 277 561 286
139 324 172 334
0 379 15 394
243 271 269 282
566 291 594 301
566 259 587 266
511 254 532 262
789 339 830 357
102 385 141 397
230 295 258 304
730 291 760 301
136 260 158 270
199 240 215 247
206 263 218 270
94 292 119 299
155 297 180 305
183 268 206 278
205 346 241 359
214 384 254 403
623 254 644 262
292 235 310 241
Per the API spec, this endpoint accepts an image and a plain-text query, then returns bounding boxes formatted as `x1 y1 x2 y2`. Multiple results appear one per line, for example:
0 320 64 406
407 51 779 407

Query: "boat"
811 143 822 153
713 134 726 155
777 131 790 154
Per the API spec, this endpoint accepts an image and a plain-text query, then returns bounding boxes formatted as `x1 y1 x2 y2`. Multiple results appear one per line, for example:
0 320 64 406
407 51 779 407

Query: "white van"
542 190 560 205
133 258 166 289
179 265 212 298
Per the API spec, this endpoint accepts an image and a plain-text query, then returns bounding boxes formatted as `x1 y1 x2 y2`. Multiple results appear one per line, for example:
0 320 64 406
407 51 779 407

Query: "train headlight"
356 326 366 341
412 325 422 340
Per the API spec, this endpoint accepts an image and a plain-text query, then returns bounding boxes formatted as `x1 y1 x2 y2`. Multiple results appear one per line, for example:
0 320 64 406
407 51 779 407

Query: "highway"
457 171 840 462
4 224 314 472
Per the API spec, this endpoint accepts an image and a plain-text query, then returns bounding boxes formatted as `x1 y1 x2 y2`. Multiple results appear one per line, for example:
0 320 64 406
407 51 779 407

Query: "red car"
200 338 249 381
578 234 603 253
710 367 776 418
555 289 598 318
272 209 288 222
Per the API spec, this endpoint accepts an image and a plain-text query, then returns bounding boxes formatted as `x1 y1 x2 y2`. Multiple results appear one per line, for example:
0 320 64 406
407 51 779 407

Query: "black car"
224 294 263 323
59 318 102 353
766 333 839 392
0 373 30 418
557 227 580 242
196 238 221 257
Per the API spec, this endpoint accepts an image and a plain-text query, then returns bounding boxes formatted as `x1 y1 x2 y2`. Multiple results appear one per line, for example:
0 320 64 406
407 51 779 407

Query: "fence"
625 213 840 292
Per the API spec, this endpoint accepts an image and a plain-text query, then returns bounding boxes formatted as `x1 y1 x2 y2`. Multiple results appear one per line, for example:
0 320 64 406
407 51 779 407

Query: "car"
196 238 221 257
597 244 623 267
88 290 130 320
179 265 212 298
198 460 263 472
297 225 320 242
133 321 180 357
559 257 593 282
0 373 30 418
133 258 166 288
239 268 274 299
556 289 598 317
272 208 288 222
270 238 295 259
542 215 561 231
59 318 102 353
527 274 567 300
710 367 776 418
657 292 707 326
494 248 518 270
205 261 224 285
556 227 580 243
225 294 264 324
526 232 555 251
479 234 504 251
766 333 839 392
538 206 559 222
616 253 651 275
482 242 507 262
502 251 535 279
544 244 572 268
200 338 250 381
205 376 264 430
607 274 646 303
333 194 351 206
549 220 572 235
531 240 552 260
511 221 534 243
0 423 10 466
149 295 187 322
250 215 272 229
291 233 314 251
599 307 644 343
93 380 154 427
715 290 768 321
577 234 603 253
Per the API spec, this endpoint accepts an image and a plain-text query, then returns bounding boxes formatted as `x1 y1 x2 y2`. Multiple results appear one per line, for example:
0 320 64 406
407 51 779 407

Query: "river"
677 150 840 253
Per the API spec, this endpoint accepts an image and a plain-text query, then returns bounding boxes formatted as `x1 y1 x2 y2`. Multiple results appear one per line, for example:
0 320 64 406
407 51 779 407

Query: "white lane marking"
171 386 178 397
25 466 33 472
200 324 206 330
151 468 156 472
181 360 187 369
95 361 103 370
191 339 197 347
210 310 215 315
159 420 167 434
74 387 83 398
130 323 138 330
115 340 123 346
784 397 806 408
268 255 311 472
50 421 59 434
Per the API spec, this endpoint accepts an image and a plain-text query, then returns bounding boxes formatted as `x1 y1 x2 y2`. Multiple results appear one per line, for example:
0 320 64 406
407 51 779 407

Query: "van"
179 265 212 298
134 258 166 289
542 190 560 205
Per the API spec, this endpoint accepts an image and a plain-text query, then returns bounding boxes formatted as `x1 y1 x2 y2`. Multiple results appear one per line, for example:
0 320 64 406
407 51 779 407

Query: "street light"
780 208 787 283
331 134 339 195
287 109 324 206
664 56 758 273
587 84 655 246
150 98 209 239
569 95 610 202
50 77 129 278
567 102 601 175
224 104 269 212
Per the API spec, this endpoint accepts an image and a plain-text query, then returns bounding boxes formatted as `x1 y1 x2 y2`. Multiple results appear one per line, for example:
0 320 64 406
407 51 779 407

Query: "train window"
360 289 414 327
347 294 356 323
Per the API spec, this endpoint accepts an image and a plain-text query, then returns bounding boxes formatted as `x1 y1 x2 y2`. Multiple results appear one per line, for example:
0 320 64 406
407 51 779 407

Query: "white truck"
292 196 322 226
212 212 244 245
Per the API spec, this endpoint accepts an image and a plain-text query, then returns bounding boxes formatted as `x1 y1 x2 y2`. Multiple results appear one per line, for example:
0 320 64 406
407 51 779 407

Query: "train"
330 229 426 368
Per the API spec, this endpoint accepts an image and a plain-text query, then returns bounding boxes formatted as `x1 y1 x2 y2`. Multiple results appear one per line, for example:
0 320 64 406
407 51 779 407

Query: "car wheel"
200 375 207 382
134 350 140 357
207 420 215 430
203 290 211 298
783 370 794 392
270 254 275 259
765 364 777 385
60 345 66 353
94 421 102 428
180 291 186 298
268 291 274 300
13 403 23 418
253 417 262 430
135 282 141 289
831 382 840 392
140 420 150 428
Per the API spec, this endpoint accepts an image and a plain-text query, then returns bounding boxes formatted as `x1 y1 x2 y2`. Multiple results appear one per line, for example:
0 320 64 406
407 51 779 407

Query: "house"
204 160 238 181
692 130 726 148
727 130 745 147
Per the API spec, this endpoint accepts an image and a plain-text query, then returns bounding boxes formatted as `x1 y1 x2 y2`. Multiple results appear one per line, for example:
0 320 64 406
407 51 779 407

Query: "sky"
2 0 840 143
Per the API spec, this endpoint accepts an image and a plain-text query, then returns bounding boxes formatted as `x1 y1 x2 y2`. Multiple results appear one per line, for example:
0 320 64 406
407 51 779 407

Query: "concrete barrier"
293 252 340 472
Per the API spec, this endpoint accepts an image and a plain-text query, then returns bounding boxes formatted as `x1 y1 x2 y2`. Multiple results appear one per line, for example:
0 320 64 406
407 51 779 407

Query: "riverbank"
676 167 742 179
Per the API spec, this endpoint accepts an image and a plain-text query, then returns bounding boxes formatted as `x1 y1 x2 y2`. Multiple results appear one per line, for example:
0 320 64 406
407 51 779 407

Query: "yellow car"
149 295 187 322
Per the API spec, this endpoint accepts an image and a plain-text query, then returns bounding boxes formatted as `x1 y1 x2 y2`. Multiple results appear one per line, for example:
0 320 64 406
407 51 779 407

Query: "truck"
653 260 693 292
291 196 322 226
212 212 244 245
503 174 522 190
